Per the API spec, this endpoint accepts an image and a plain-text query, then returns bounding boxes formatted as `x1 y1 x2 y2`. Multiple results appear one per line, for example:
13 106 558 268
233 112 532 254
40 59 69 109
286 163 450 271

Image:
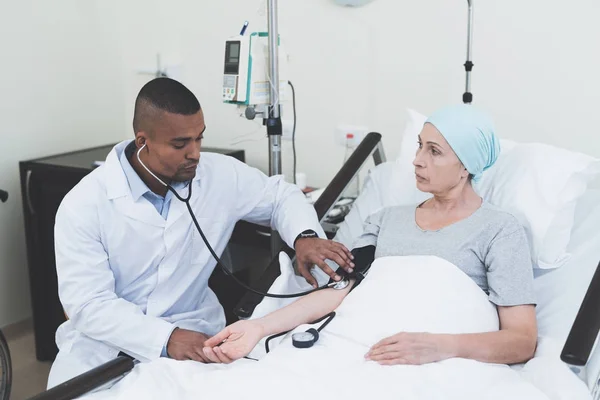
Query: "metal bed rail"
561 260 600 367
28 356 135 400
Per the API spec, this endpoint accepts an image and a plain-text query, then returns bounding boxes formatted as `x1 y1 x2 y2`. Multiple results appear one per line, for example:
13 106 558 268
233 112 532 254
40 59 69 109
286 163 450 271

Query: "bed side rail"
233 132 386 319
561 259 600 366
27 356 134 400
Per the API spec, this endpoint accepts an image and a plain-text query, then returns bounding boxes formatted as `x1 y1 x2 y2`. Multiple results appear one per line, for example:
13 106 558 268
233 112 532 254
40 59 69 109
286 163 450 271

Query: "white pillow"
395 108 600 269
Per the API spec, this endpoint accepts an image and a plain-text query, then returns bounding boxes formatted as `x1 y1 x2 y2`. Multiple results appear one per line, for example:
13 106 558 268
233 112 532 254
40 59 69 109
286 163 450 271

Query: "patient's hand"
202 320 264 363
365 332 452 366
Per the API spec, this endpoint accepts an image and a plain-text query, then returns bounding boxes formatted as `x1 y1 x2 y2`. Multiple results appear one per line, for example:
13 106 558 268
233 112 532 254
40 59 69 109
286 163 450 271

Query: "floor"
4 320 52 400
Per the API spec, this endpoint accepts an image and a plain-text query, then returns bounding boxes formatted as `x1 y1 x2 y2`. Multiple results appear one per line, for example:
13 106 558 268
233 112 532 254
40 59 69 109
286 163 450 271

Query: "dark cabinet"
19 167 80 361
19 143 266 362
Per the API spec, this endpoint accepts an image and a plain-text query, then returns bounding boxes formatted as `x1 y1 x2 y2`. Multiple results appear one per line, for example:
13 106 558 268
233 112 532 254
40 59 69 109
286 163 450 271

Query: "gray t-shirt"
353 202 536 307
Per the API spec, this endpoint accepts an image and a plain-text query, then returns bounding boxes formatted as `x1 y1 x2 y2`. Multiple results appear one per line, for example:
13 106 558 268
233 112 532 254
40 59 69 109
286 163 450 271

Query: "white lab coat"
47 140 325 388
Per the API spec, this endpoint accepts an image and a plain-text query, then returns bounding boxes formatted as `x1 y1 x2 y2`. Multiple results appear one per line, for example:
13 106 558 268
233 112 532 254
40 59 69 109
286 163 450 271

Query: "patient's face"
413 123 468 194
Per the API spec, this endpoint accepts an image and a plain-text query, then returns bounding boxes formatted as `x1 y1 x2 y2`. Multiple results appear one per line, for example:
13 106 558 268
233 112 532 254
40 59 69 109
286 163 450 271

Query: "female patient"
202 104 538 366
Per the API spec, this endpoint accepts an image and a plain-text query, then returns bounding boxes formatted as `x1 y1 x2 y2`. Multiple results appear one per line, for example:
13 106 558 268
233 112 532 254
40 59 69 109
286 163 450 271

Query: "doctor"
47 77 354 388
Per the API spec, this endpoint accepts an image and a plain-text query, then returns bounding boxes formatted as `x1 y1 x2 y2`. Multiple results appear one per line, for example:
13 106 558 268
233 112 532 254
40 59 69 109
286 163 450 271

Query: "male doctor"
47 77 354 387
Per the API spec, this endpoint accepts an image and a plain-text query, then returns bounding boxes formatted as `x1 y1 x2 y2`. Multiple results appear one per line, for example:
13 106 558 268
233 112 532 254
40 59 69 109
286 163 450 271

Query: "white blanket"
82 256 552 400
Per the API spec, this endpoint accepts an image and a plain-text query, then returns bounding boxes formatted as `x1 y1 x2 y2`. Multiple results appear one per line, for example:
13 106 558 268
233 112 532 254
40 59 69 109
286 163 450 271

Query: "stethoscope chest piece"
292 328 319 349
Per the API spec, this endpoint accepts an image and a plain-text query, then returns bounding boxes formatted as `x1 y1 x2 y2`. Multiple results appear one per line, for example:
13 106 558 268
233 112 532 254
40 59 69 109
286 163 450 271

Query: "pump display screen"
224 41 241 75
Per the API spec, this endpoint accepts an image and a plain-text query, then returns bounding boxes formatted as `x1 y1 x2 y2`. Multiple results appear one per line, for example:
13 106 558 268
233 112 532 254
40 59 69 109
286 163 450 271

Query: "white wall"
1 0 599 327
0 0 126 327
112 0 600 188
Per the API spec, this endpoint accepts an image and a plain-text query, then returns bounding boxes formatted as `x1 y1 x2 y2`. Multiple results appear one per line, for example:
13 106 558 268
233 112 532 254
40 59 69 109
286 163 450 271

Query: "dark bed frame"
26 132 600 399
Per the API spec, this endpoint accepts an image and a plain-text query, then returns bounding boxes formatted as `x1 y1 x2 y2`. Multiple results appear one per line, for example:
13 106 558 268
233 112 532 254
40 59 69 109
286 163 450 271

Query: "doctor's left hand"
202 320 264 364
365 332 453 365
167 328 213 363
295 238 355 288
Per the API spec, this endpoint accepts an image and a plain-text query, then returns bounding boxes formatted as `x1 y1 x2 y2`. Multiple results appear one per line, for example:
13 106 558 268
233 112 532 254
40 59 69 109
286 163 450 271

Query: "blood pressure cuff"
328 245 375 292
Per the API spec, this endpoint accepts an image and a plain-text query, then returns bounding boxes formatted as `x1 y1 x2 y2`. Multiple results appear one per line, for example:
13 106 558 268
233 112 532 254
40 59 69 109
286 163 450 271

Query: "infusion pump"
222 32 288 106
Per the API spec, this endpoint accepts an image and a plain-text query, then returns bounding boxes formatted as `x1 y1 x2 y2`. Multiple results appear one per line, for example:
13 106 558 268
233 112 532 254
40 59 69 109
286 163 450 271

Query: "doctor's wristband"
293 229 319 247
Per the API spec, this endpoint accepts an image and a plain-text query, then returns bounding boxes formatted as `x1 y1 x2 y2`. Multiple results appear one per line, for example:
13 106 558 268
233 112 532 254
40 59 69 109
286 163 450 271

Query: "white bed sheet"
81 256 554 400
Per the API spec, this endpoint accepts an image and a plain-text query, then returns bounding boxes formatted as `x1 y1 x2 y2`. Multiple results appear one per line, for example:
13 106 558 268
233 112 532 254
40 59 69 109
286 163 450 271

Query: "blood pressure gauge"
331 278 349 290
292 328 320 349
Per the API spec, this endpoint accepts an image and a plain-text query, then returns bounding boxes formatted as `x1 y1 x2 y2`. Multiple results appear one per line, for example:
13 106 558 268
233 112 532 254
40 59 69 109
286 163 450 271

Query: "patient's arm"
367 304 537 365
258 281 354 336
203 280 354 363
446 304 538 364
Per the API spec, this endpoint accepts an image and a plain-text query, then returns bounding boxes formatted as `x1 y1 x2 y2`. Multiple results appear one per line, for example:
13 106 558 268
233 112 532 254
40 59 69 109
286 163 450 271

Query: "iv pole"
264 0 475 173
267 0 282 176
266 0 284 256
264 0 475 160
463 0 474 104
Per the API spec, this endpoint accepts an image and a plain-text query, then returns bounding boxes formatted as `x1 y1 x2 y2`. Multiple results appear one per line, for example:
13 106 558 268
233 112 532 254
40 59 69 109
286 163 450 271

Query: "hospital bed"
28 130 600 399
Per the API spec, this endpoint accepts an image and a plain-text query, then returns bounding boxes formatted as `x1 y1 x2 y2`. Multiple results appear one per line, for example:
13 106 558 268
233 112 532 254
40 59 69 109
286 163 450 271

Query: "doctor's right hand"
202 320 264 363
166 328 213 363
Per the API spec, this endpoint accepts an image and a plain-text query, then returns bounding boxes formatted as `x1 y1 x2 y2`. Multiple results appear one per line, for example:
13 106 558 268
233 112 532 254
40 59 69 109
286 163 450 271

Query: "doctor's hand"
365 332 452 366
202 320 264 363
166 328 212 363
295 238 355 288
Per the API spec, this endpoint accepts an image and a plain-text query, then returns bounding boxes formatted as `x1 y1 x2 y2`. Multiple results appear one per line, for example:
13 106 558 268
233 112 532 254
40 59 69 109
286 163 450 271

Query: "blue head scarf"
425 104 500 182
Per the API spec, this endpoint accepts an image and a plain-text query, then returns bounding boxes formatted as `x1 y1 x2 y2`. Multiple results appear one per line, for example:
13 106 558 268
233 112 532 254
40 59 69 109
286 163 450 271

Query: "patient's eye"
431 147 441 156
417 141 423 149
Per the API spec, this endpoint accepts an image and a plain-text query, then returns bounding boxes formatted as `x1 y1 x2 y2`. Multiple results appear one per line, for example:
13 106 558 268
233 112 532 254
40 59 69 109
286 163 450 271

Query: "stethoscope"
136 144 350 300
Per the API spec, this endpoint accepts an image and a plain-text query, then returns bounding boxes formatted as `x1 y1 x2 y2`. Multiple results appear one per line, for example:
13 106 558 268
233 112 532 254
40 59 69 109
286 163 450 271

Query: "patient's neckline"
413 199 486 233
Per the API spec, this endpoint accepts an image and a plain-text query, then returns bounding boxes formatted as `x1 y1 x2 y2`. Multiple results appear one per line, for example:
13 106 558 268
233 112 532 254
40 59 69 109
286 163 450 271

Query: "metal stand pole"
267 0 282 176
463 0 474 104
266 0 284 257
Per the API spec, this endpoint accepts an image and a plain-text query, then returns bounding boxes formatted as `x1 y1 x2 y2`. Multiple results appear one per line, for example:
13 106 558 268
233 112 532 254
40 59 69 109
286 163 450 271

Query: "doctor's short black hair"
132 77 202 135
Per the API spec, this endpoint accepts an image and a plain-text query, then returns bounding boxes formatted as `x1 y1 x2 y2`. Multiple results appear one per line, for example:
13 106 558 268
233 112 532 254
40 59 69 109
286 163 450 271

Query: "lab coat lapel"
104 141 166 228
165 166 204 229
166 188 186 227
113 197 166 228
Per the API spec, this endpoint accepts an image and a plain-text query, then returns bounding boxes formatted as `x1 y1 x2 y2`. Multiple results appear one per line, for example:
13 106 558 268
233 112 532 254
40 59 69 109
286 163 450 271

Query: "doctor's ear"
134 134 148 149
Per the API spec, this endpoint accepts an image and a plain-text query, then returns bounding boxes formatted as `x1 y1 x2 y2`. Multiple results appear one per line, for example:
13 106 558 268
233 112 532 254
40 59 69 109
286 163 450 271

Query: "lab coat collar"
103 141 163 228
105 140 205 201
119 144 151 203
105 140 135 201
104 140 205 228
